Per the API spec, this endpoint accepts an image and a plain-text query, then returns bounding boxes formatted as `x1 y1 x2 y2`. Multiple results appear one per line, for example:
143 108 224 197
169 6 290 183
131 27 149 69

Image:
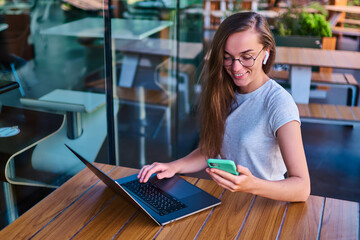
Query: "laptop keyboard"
121 179 186 216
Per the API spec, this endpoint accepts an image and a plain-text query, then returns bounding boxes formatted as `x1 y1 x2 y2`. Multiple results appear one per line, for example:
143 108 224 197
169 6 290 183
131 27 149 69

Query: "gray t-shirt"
221 79 300 180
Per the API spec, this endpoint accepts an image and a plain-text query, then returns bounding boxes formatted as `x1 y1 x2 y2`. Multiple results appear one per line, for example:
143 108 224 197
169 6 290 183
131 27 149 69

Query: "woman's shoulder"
264 80 300 135
266 80 294 101
264 80 297 109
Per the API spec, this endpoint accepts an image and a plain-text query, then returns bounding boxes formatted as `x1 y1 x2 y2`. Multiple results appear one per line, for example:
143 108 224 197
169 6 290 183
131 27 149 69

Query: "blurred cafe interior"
0 0 360 230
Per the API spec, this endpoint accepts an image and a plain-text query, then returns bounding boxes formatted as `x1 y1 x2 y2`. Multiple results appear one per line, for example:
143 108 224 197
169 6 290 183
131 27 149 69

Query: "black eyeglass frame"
223 47 266 67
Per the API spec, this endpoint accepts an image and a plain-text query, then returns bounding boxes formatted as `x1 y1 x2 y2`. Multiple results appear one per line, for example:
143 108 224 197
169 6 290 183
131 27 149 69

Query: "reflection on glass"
105 0 203 170
0 0 109 228
0 0 204 229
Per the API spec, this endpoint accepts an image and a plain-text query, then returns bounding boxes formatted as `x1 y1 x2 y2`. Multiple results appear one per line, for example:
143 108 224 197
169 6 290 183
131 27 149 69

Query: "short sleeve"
267 86 300 136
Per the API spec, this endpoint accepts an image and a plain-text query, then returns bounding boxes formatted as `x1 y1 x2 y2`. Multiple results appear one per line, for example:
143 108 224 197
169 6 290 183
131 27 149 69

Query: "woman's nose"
232 59 244 71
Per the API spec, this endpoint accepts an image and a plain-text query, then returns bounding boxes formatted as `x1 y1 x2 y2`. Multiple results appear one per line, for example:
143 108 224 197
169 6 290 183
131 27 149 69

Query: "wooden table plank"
72 196 138 240
331 50 360 69
344 73 358 85
279 195 324 240
302 47 314 67
277 47 289 65
0 163 115 240
325 5 360 15
32 166 138 240
196 191 255 240
345 49 360 67
312 72 347 84
351 106 360 120
289 48 302 65
111 210 162 240
323 104 341 119
308 103 325 118
297 103 310 117
237 196 287 239
336 105 356 121
155 179 223 240
320 198 359 240
72 176 207 239
331 51 351 70
318 50 336 68
74 177 196 239
117 179 223 240
70 166 144 240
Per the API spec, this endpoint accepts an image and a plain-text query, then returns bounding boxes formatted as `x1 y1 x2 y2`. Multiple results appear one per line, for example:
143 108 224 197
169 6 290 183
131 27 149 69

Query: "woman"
138 12 310 202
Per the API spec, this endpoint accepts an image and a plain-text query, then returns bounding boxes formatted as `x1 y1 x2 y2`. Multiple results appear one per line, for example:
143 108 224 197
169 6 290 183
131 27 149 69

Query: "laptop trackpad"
151 176 201 199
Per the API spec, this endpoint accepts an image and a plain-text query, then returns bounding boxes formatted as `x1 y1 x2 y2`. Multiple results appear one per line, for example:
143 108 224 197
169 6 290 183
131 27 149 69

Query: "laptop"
65 144 221 226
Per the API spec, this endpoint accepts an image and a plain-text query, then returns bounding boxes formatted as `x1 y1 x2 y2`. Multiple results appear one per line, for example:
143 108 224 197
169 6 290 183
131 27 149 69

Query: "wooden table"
1 163 358 239
275 46 360 103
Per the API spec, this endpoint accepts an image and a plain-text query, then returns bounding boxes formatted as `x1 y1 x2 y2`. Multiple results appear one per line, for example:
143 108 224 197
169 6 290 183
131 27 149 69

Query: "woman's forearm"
251 176 310 202
171 148 208 174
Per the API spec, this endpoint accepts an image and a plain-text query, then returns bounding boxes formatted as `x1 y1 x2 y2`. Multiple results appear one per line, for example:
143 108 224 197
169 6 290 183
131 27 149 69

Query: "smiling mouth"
234 72 247 77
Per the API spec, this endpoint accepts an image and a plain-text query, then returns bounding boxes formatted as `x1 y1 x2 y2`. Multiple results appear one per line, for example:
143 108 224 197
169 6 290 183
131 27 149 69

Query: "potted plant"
275 6 331 35
273 5 336 72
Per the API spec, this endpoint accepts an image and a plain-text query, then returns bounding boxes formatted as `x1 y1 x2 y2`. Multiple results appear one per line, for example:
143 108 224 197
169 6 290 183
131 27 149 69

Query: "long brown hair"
198 12 276 158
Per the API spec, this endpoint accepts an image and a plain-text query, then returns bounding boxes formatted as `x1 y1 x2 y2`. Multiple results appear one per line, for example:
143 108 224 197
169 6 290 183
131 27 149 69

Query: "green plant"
349 0 360 6
275 7 332 38
307 2 328 17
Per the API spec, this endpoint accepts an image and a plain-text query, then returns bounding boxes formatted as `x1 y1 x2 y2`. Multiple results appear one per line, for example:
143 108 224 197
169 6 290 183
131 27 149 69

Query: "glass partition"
106 0 204 169
0 0 109 227
0 0 204 228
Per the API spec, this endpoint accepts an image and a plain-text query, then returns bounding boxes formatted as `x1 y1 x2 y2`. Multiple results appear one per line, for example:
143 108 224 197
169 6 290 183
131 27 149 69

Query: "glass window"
0 0 110 227
0 0 204 228
108 0 204 168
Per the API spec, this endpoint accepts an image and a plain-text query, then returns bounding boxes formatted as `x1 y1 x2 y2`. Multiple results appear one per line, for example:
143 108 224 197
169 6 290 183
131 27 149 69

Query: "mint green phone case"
207 159 239 175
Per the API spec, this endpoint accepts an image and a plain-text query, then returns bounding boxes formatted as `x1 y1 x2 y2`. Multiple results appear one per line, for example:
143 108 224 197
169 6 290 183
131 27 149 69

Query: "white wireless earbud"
263 51 269 65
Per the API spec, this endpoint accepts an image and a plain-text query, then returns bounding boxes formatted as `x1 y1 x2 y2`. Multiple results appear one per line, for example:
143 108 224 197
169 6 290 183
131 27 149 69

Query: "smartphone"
207 159 239 176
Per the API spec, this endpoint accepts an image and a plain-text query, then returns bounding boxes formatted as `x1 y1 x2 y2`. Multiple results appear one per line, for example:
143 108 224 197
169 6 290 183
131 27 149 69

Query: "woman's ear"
263 51 269 65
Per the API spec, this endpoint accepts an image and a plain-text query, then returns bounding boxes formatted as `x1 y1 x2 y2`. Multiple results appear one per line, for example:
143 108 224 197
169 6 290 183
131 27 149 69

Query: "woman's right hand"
137 162 178 183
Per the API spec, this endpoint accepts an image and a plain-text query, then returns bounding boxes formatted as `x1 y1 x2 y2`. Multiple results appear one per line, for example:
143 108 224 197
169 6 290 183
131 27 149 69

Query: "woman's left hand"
206 165 256 193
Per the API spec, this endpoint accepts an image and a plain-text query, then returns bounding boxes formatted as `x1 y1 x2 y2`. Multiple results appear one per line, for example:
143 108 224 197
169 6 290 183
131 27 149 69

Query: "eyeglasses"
223 47 265 67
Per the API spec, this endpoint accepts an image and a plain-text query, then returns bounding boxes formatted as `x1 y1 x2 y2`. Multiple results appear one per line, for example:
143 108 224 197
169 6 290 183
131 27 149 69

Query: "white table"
115 38 202 60
20 89 105 139
19 89 109 176
41 17 173 87
40 17 172 40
